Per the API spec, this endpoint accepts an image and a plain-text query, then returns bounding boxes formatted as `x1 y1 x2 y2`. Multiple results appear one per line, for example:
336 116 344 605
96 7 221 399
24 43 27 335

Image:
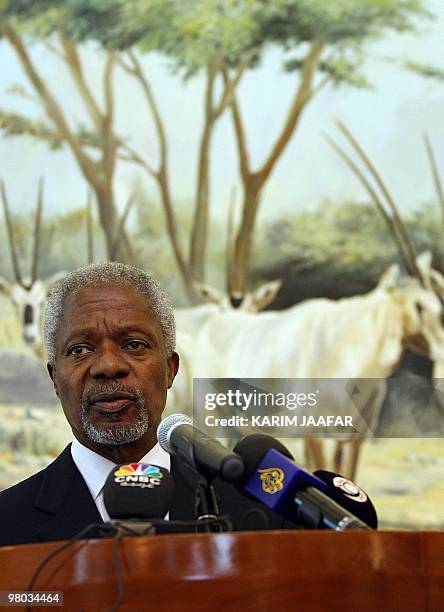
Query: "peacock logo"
114 463 163 478
113 463 164 488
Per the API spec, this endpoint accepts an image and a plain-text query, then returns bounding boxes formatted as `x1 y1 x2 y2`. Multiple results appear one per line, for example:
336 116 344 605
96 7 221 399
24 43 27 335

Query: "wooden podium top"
0 531 442 611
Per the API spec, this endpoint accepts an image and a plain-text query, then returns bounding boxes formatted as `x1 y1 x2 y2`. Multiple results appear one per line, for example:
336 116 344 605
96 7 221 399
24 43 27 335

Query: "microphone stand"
173 458 234 532
194 472 224 532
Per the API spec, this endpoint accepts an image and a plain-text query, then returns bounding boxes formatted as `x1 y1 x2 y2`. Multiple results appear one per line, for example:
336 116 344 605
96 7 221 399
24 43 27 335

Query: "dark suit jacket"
0 444 289 546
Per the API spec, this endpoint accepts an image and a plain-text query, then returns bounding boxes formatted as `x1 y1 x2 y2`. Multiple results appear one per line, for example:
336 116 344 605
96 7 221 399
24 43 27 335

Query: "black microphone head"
314 470 378 529
103 463 174 520
233 434 294 480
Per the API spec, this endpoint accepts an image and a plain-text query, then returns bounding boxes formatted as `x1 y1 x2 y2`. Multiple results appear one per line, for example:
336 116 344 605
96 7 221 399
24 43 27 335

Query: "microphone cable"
24 514 234 612
25 522 103 612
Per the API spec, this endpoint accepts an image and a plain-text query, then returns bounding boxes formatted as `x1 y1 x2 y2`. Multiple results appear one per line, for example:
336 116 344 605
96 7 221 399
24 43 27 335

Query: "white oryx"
422 135 444 390
0 179 65 361
192 253 444 479
166 280 282 416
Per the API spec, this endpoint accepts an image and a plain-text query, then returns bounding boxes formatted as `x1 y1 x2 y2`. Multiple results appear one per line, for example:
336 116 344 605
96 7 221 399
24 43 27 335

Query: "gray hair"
44 262 176 365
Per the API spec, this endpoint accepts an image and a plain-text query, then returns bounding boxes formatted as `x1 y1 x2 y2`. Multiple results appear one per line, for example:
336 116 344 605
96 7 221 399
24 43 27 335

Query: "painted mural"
0 0 443 529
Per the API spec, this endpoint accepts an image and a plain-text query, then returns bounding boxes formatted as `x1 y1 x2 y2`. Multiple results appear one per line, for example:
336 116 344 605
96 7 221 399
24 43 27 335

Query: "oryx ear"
248 280 282 311
378 264 401 290
416 251 432 275
416 252 433 288
193 282 223 305
0 276 11 296
430 268 444 293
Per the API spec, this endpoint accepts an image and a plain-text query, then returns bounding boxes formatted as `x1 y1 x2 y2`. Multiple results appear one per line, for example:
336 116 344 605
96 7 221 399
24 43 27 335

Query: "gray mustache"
81 381 143 405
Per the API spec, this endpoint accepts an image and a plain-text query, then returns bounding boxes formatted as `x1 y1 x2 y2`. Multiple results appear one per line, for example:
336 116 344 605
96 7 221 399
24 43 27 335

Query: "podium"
0 531 443 611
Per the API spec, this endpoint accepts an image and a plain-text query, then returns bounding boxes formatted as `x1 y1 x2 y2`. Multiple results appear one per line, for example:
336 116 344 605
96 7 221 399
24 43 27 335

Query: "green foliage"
252 200 444 289
405 60 444 82
0 110 63 149
1 1 431 85
1 198 443 304
0 109 125 152
256 0 429 44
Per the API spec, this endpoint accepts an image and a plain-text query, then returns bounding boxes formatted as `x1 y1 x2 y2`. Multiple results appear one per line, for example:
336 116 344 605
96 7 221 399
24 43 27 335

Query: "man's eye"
68 346 91 356
124 340 148 351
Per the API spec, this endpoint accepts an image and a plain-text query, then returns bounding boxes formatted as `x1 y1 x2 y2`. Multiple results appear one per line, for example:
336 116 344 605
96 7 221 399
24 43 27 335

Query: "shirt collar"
71 438 171 502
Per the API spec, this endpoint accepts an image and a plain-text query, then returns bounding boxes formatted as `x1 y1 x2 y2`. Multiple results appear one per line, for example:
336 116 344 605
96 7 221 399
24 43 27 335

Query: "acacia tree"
0 0 430 299
0 0 248 299
221 0 430 294
0 3 143 266
61 0 257 288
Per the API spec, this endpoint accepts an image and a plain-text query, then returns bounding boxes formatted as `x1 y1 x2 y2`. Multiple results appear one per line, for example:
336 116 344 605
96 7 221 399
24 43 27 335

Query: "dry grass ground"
357 438 444 530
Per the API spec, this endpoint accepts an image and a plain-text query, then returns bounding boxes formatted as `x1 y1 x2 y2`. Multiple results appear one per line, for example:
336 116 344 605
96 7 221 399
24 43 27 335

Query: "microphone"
157 414 245 482
314 470 378 529
234 435 372 531
103 462 174 526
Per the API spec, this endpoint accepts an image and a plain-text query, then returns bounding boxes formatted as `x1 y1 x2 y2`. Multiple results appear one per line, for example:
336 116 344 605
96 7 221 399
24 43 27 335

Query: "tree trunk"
189 119 213 282
228 42 325 295
158 169 198 303
93 180 131 263
4 23 136 266
229 178 261 294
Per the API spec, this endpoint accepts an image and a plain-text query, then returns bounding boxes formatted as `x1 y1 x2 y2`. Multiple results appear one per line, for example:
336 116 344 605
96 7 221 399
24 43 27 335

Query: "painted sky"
0 0 443 224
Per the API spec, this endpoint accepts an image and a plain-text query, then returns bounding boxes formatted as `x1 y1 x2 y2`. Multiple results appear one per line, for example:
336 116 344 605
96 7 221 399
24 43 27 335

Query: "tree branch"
3 22 98 181
42 39 64 61
118 143 157 177
310 73 331 99
222 67 250 181
59 31 103 133
258 42 324 183
103 51 116 124
126 50 167 169
213 58 248 120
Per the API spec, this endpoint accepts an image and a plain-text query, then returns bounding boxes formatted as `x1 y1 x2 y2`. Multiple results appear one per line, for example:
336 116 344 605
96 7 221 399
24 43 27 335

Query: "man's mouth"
89 391 137 413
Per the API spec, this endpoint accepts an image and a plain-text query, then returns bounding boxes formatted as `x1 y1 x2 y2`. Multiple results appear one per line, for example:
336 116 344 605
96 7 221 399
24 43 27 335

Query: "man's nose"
89 343 130 379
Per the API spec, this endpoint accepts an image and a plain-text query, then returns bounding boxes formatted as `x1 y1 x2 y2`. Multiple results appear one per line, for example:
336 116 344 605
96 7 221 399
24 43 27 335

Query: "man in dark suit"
0 263 285 546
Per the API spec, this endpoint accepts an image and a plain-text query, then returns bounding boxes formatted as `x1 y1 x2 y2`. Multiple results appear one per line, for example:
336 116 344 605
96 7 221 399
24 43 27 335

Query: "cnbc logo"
114 463 164 488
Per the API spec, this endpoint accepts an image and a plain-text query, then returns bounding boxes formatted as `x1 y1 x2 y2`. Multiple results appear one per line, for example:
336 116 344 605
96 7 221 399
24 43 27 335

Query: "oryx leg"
433 362 444 412
304 438 325 471
334 437 364 481
333 440 343 474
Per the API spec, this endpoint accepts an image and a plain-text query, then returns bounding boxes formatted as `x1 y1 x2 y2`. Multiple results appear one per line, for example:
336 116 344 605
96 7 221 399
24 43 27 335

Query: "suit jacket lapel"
31 448 217 539
34 445 102 542
169 455 199 521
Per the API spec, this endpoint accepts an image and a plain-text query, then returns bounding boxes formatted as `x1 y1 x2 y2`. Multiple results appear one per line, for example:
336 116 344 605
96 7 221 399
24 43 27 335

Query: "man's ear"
167 351 180 388
47 362 60 398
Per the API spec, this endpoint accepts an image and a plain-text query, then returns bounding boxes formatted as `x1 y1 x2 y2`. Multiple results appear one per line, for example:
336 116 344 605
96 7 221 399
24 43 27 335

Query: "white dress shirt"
71 438 171 522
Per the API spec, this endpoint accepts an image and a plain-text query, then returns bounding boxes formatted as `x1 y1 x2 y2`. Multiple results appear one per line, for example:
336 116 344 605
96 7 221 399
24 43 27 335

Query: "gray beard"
80 383 148 446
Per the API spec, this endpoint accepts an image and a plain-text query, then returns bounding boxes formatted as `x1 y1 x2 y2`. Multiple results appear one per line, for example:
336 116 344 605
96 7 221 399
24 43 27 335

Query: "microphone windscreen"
233 434 294 480
314 470 378 529
103 463 174 520
157 413 192 454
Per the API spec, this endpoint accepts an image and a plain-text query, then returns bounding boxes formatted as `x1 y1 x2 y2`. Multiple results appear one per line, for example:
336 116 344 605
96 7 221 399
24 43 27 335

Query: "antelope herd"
1 126 444 481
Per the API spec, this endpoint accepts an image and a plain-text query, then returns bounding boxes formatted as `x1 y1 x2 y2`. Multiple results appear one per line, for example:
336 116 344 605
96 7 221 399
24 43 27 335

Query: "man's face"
47 283 178 456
